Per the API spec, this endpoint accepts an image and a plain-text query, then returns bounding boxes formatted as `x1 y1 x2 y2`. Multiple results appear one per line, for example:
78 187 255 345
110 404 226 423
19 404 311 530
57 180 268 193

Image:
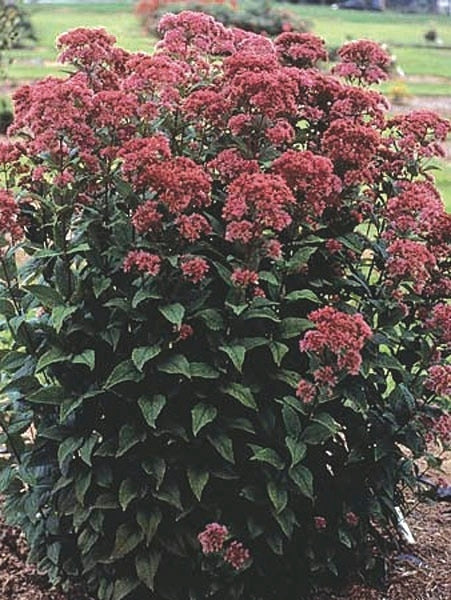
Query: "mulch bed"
0 499 449 600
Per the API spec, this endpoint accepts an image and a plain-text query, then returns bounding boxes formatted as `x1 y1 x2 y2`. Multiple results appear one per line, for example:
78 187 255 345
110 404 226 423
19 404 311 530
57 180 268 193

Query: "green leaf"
132 287 161 308
278 318 312 339
136 507 162 545
285 290 320 303
112 577 140 600
219 344 246 372
110 523 144 561
242 307 280 322
135 551 161 591
58 436 82 469
221 382 257 410
142 457 166 490
286 247 317 271
138 395 166 429
285 438 307 467
301 423 334 445
36 347 68 372
194 308 225 331
289 464 314 500
132 345 161 371
190 362 220 379
158 355 191 379
75 470 92 504
79 434 98 466
155 479 182 510
25 285 63 308
27 385 65 406
192 403 217 437
187 466 210 501
207 432 235 463
249 446 284 469
51 305 77 334
159 303 185 326
338 527 353 548
274 507 296 539
272 369 300 389
104 359 143 389
269 342 289 367
116 424 145 457
267 480 288 514
282 406 302 437
73 349 95 371
119 478 141 511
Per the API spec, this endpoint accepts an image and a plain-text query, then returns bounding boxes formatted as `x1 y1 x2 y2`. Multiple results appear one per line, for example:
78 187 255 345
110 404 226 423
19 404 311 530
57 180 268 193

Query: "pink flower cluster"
198 523 251 571
300 307 372 378
425 365 451 398
386 239 437 294
275 32 328 68
0 190 24 245
123 251 161 276
333 40 391 84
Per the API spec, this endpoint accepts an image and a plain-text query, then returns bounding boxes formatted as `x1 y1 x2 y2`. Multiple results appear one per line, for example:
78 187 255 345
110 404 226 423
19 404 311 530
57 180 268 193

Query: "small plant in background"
387 80 411 106
0 12 450 600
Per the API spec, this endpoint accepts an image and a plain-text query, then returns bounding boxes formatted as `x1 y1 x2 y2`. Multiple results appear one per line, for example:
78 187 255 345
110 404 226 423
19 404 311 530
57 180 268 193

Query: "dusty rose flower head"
345 511 359 527
198 523 229 554
314 516 327 530
224 540 251 570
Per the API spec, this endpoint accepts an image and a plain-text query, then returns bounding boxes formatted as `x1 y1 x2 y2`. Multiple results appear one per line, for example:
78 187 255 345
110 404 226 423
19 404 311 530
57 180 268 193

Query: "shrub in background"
139 0 311 36
0 12 450 600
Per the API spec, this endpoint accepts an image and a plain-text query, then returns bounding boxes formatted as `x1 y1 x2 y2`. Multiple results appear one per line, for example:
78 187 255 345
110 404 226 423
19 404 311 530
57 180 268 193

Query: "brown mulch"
0 498 449 600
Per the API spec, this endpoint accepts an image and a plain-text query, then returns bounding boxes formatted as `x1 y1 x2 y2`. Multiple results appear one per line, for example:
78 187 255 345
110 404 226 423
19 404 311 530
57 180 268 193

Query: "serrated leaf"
278 318 312 339
51 305 77 334
267 480 288 514
159 303 185 326
141 457 166 490
28 385 65 405
286 246 317 271
110 523 144 561
132 287 161 308
221 382 257 410
207 432 235 463
58 436 82 469
242 307 280 322
282 406 302 437
285 438 307 467
155 479 182 510
192 403 217 437
73 349 95 370
36 347 68 372
138 395 166 429
112 577 140 600
26 285 64 308
79 434 98 466
136 551 161 591
219 344 246 372
249 446 284 469
132 345 161 371
136 507 162 545
285 290 320 303
194 308 224 331
190 362 220 379
269 341 289 367
119 478 140 511
104 359 143 388
116 424 145 457
289 464 314 500
187 466 210 501
158 354 191 379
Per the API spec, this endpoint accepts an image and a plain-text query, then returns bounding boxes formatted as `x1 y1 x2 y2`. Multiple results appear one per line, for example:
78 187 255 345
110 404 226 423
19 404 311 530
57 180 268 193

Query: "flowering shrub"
0 13 450 600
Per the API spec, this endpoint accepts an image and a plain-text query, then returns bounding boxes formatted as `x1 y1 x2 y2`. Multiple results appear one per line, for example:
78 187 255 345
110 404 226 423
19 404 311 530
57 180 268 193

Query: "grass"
434 161 451 212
